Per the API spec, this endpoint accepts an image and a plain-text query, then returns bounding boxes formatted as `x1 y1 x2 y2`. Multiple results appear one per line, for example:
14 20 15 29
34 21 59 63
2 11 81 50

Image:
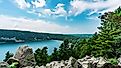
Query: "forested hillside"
0 29 92 43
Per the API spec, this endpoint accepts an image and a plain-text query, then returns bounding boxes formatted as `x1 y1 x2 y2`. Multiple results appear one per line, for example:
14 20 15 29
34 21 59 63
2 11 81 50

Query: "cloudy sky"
0 0 120 34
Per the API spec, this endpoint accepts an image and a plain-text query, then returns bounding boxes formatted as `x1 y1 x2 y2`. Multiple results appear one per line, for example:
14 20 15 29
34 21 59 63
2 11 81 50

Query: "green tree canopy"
3 51 14 62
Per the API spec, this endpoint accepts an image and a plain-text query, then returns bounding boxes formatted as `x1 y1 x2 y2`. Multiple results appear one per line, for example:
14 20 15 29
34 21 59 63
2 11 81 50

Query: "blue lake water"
0 40 62 61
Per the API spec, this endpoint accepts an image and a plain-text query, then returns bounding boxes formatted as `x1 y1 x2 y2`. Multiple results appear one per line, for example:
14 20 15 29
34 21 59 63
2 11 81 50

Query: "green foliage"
50 48 60 61
108 58 118 65
0 29 80 43
34 47 49 66
50 39 75 61
91 7 121 58
3 51 14 62
9 62 19 68
58 39 72 60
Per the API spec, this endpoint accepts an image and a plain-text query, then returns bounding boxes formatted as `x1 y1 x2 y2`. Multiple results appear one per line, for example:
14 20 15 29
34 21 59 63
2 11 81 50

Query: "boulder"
77 56 95 68
7 57 20 68
0 62 9 68
77 56 107 68
45 57 82 68
33 56 121 68
97 57 107 67
66 57 82 68
7 57 19 64
101 63 121 68
14 46 36 67
46 61 61 68
35 65 46 68
118 56 121 66
22 66 33 68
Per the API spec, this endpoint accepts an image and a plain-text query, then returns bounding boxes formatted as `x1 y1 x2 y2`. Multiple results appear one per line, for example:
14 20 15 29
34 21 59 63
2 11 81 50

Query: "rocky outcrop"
0 62 9 68
14 46 36 67
7 57 19 65
77 56 107 68
1 46 121 68
66 57 82 68
41 57 82 68
34 56 121 68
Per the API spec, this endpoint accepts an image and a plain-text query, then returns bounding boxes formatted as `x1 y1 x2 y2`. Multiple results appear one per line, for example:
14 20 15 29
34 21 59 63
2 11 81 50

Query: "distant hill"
66 34 93 38
0 29 93 43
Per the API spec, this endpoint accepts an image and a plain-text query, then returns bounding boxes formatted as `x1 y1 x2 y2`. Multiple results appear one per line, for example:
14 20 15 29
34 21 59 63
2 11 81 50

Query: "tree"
78 39 92 58
91 7 121 58
3 51 14 62
58 39 76 60
50 48 60 61
34 47 49 66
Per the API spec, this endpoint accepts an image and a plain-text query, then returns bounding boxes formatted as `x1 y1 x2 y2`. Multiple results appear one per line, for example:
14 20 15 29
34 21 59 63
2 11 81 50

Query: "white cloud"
53 3 67 16
15 0 31 9
0 15 73 34
70 0 121 16
69 1 88 16
31 0 46 8
56 3 65 8
15 0 46 9
14 0 121 17
41 3 67 17
42 9 52 16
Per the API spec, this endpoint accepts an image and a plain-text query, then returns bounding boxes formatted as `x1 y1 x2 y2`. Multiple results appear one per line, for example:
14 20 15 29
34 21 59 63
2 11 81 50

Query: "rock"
97 57 107 67
39 65 46 68
118 56 121 66
46 60 67 68
7 57 20 68
5 45 121 68
14 46 36 67
77 56 107 68
0 62 9 68
22 66 33 68
46 61 61 68
45 57 82 68
101 63 121 68
7 57 19 64
78 59 89 68
66 57 82 68
77 56 94 68
35 65 46 68
23 65 46 68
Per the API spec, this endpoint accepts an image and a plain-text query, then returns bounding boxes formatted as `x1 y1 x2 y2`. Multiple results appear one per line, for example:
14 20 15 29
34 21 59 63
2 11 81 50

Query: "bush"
108 58 118 65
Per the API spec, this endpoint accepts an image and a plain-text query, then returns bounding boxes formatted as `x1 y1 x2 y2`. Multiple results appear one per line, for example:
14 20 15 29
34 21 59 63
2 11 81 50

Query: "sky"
0 0 121 34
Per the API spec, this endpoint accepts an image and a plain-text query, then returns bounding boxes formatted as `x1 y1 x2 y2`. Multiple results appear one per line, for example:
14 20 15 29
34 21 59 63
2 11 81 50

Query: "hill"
0 29 93 43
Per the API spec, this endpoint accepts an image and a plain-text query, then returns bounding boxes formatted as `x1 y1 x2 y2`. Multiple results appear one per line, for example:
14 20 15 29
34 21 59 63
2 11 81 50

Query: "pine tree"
3 51 14 62
50 48 60 61
91 7 121 58
34 47 49 66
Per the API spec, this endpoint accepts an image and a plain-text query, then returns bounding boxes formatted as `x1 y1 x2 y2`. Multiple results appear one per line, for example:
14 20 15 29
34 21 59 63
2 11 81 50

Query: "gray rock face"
77 56 107 68
36 56 119 68
35 65 46 68
14 46 36 67
22 66 33 68
7 57 20 68
44 57 82 68
7 57 19 65
0 62 9 68
66 57 82 68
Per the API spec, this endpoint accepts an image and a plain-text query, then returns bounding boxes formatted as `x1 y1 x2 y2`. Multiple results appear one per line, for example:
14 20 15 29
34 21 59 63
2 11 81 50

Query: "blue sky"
0 0 121 34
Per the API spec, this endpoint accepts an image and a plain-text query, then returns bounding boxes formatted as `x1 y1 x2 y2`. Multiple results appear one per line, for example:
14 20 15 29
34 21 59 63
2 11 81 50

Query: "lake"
0 40 63 61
